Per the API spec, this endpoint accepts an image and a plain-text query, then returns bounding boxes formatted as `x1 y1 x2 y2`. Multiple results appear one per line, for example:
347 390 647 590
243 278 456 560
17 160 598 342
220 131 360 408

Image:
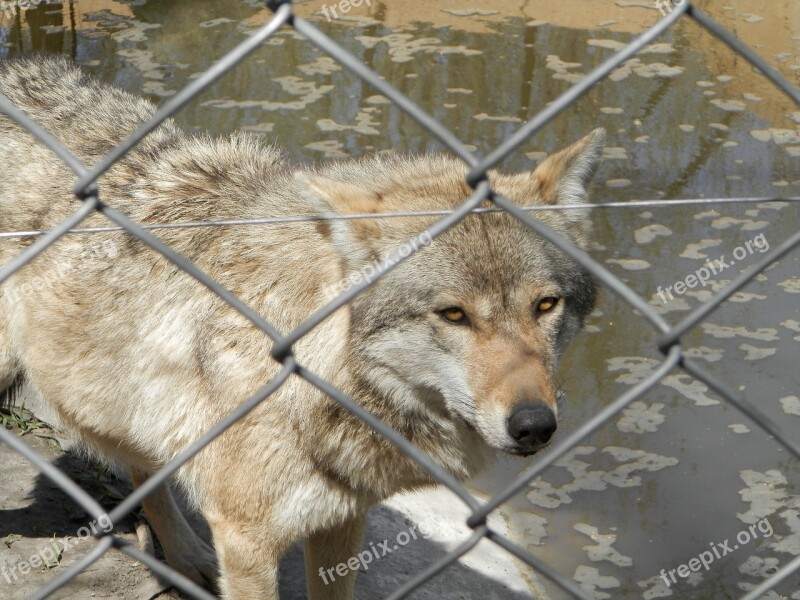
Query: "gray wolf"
0 57 603 599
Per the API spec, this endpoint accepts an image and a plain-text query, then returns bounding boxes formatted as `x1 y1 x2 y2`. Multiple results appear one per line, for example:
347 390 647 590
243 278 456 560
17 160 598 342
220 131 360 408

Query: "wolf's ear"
532 128 605 207
296 172 383 258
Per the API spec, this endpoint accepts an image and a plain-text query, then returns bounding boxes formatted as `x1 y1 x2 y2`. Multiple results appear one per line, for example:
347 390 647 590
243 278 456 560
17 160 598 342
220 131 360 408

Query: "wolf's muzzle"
506 403 557 454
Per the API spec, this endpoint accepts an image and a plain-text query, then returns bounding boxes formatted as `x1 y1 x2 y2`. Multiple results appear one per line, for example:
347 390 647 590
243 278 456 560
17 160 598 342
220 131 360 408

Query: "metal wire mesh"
0 1 798 598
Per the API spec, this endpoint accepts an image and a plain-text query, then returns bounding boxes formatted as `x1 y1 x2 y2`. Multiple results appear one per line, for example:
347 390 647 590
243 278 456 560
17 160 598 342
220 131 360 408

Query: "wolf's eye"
535 297 560 315
438 307 469 325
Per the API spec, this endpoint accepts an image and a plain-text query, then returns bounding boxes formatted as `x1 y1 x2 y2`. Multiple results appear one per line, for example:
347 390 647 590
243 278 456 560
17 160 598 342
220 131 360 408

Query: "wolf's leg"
129 468 218 590
207 517 283 600
0 311 18 392
305 513 367 600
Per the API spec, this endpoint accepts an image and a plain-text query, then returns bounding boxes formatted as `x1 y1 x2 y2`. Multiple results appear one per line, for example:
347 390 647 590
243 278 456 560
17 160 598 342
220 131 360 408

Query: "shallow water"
1 1 799 598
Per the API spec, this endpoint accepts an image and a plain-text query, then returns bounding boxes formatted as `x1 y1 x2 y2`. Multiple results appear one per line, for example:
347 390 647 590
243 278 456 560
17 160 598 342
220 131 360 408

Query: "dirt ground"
0 417 177 599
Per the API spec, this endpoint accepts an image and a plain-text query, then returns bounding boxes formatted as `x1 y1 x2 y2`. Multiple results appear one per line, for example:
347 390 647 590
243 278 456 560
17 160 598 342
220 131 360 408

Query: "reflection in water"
1 1 799 598
3 1 68 54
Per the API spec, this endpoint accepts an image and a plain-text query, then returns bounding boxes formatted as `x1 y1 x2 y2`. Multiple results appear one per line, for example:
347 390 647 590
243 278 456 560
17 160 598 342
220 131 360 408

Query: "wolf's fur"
0 57 603 599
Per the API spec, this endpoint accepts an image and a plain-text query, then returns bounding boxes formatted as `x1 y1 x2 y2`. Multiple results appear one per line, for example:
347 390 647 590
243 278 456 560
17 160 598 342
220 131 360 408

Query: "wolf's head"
300 129 604 457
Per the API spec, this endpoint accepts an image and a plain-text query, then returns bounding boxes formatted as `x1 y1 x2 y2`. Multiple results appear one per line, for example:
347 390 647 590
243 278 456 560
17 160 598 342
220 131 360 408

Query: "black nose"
507 404 557 448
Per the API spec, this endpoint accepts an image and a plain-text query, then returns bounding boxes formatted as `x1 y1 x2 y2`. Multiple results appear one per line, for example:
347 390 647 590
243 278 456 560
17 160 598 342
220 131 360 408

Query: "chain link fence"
0 0 798 598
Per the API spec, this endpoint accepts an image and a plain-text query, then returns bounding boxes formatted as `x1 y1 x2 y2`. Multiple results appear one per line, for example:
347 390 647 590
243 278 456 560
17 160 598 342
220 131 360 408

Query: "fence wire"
0 0 798 598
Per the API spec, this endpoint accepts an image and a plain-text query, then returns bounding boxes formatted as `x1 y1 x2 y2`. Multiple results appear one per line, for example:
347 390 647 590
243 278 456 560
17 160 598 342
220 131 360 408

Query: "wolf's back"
0 56 180 164
0 56 275 234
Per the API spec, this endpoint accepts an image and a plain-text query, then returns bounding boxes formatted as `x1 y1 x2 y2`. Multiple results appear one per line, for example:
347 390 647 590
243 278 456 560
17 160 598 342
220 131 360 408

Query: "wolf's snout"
507 404 557 451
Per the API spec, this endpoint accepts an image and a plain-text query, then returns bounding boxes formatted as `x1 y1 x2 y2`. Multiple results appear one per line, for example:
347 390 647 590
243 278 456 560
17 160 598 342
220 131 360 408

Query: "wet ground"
1 1 799 598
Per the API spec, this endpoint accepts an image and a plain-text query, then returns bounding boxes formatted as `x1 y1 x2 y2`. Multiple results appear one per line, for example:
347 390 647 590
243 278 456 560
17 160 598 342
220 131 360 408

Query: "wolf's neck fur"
305 343 488 502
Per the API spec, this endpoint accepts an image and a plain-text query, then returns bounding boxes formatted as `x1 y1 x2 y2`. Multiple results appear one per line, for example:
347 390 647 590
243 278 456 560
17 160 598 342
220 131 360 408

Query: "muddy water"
2 1 799 598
